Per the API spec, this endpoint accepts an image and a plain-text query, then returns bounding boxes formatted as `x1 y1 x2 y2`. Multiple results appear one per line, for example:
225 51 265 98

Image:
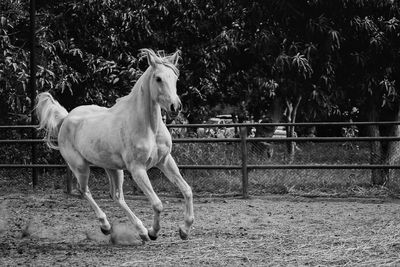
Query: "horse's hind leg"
106 169 115 199
69 164 112 235
105 168 153 241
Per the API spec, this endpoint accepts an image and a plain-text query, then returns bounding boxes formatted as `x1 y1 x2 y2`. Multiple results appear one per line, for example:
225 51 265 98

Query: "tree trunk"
285 96 302 163
383 105 400 183
271 96 284 124
368 100 386 185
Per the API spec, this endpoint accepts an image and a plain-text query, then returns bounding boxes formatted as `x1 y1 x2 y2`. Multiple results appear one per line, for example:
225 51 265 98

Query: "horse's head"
141 49 182 113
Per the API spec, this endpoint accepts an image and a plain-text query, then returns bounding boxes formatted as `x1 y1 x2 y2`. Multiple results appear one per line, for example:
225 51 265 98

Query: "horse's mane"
139 48 180 77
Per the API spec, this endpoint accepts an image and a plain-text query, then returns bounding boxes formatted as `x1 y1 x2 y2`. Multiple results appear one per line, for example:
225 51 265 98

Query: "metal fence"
1 122 400 197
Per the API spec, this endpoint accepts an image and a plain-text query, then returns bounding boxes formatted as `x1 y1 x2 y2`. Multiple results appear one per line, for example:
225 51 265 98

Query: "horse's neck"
123 69 161 134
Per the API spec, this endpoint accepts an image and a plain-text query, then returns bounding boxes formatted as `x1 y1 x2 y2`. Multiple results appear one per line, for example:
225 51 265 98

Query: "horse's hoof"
139 233 150 242
148 232 158 241
100 226 111 235
179 227 189 240
147 228 158 240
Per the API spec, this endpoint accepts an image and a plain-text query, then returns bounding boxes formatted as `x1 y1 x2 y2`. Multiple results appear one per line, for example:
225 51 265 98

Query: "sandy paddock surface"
1 188 400 266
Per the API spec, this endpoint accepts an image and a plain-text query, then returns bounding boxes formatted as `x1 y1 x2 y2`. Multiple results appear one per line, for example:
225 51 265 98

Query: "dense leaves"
1 0 400 125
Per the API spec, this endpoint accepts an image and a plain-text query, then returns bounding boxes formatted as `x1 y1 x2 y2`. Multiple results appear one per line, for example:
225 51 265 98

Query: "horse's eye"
156 77 162 82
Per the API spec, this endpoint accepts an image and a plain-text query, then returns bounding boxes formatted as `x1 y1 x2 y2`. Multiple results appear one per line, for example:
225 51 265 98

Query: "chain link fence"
247 141 372 195
2 123 400 196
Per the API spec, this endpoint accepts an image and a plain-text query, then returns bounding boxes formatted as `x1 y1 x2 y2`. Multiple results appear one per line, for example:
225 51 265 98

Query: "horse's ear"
146 52 157 68
140 49 157 68
167 50 181 66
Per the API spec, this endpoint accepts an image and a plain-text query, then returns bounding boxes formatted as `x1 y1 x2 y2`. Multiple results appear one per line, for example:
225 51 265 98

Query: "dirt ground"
1 187 400 266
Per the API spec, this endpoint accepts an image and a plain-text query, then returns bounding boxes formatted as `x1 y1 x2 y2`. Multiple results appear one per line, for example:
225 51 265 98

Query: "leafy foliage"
1 0 400 125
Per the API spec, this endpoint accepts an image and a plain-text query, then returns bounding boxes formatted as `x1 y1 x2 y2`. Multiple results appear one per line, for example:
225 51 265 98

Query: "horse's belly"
78 132 125 169
83 150 125 170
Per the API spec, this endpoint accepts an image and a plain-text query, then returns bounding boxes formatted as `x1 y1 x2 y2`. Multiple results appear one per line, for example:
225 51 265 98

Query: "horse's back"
60 105 111 139
69 104 109 117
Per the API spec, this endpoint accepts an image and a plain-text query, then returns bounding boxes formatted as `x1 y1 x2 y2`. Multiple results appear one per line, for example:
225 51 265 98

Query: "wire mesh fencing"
2 123 400 197
246 138 400 195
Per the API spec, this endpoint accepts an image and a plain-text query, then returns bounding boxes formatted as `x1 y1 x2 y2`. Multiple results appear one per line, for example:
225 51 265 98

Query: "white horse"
35 49 194 242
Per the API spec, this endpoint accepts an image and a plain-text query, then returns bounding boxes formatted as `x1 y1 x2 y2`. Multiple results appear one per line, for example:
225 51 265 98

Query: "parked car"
272 126 287 138
197 115 236 138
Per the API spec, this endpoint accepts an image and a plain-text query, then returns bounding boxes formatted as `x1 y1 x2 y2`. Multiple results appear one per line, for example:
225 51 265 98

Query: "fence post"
65 166 73 194
31 131 38 187
240 126 249 198
30 0 38 187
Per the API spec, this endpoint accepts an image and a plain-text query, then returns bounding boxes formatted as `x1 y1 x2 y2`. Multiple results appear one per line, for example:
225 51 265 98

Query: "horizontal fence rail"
2 122 400 197
1 121 400 130
166 121 400 128
1 164 400 170
3 137 400 144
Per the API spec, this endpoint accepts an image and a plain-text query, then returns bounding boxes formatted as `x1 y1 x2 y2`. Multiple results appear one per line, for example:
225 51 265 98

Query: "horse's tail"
35 92 68 150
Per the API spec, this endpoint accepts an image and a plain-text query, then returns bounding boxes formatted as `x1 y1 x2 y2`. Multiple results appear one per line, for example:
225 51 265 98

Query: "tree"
328 0 400 185
2 0 400 185
265 0 400 177
1 0 31 124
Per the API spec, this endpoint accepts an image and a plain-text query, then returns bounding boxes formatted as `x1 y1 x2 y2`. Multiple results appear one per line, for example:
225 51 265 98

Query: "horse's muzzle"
170 99 182 113
170 104 178 113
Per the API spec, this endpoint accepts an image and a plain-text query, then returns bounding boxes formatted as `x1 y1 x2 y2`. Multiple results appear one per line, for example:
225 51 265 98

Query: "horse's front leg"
127 167 163 241
157 154 194 240
106 168 156 242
